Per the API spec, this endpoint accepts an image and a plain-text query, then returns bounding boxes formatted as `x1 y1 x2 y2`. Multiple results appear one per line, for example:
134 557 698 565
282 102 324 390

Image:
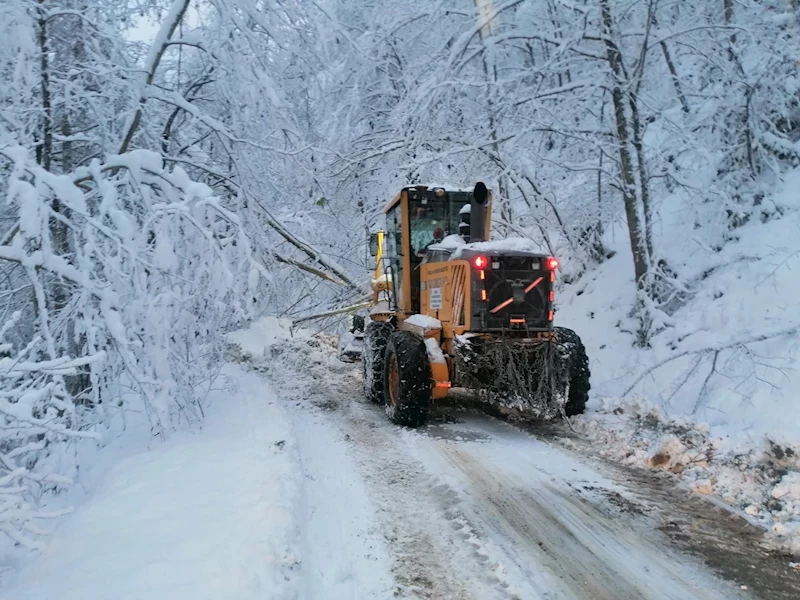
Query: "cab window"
409 198 455 255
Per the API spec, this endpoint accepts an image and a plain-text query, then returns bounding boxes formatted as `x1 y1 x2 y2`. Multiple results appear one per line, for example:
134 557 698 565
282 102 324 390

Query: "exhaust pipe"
470 181 488 242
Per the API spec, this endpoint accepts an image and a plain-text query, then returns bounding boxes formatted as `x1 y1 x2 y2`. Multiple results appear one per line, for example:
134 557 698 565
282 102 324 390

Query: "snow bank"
554 167 800 555
4 366 300 599
226 316 310 360
560 169 800 442
570 400 800 556
225 316 340 376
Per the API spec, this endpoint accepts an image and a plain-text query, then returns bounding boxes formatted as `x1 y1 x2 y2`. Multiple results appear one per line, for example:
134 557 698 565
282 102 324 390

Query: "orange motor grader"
361 182 590 427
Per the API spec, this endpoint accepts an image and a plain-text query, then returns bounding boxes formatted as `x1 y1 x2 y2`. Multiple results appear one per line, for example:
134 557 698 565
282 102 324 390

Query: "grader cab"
361 182 590 427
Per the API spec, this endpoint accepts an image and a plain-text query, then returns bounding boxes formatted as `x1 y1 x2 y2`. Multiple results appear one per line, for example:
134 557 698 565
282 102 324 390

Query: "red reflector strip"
481 289 487 301
525 276 544 293
510 318 526 324
548 310 554 321
550 272 555 283
549 290 555 302
490 298 514 314
479 270 485 280
435 381 451 388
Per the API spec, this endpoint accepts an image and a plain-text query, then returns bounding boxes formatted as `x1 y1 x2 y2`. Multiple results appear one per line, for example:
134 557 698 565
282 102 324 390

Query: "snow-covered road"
4 334 800 599
297 369 748 600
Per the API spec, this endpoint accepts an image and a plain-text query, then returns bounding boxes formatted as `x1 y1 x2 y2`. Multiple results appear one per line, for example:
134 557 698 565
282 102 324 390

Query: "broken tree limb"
293 301 372 326
623 324 800 396
158 158 363 293
273 253 346 286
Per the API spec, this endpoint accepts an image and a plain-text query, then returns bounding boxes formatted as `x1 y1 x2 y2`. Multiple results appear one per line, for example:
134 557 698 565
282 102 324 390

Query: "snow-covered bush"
0 311 102 551
0 141 267 551
2 143 264 432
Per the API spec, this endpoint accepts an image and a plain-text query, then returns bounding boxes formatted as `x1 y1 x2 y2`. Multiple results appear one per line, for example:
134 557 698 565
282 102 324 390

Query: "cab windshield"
408 196 466 256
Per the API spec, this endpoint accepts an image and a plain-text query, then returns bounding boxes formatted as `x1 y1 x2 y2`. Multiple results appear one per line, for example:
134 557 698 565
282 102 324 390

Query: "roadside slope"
2 364 394 600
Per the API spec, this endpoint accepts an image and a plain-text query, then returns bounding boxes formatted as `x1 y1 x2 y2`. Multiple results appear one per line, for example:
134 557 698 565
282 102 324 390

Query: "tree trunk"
658 39 690 113
36 3 52 171
598 0 649 286
628 95 654 262
37 4 89 398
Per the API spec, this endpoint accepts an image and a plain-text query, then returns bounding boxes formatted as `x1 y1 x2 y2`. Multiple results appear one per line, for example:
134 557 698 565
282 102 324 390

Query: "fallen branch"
623 324 800 396
292 301 372 325
694 350 719 413
273 254 347 286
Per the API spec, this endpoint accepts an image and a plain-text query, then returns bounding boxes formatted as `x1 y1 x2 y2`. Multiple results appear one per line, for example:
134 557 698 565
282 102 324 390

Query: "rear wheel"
363 321 394 404
555 327 591 416
384 331 432 427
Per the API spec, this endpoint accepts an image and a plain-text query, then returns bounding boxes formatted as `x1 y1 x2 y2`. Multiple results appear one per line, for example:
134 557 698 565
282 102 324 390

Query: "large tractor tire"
363 320 394 403
555 326 591 416
383 331 432 427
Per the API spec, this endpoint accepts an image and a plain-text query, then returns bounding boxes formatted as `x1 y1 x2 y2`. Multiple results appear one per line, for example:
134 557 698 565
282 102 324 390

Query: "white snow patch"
4 366 300 600
773 472 800 502
404 314 442 330
425 337 447 364
428 234 466 250
450 236 549 259
226 316 308 359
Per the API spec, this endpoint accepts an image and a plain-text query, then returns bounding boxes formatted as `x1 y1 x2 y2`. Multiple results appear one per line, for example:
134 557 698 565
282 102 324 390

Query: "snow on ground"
6 315 799 598
3 333 395 600
556 168 800 555
226 315 310 358
568 400 800 555
259 318 800 597
234 320 758 599
3 365 300 600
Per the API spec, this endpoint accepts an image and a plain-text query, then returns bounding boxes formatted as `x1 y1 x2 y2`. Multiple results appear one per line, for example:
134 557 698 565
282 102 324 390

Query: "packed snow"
424 337 447 364
404 314 442 331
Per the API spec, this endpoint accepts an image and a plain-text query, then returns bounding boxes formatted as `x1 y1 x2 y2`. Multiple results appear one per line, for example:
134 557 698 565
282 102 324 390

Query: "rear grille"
496 257 543 271
474 263 551 331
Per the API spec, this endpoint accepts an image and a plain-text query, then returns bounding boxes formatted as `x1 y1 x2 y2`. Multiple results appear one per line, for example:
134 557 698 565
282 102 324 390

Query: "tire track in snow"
435 441 739 600
333 396 515 599
287 404 395 600
257 343 766 599
266 352 509 599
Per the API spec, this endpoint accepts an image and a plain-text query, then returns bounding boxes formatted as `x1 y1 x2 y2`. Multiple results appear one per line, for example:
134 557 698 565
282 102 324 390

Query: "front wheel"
555 326 591 416
384 331 432 427
363 321 394 404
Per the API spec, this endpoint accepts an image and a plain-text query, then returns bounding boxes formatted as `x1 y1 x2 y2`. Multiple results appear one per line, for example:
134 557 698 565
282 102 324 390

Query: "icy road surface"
279 354 800 600
5 355 800 599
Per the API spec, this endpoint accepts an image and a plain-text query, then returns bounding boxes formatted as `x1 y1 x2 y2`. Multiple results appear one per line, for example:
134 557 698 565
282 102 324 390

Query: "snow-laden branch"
623 325 800 396
1 143 261 436
118 0 191 154
145 87 312 156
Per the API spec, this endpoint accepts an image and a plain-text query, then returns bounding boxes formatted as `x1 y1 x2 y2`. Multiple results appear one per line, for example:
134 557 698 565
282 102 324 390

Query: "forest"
1 0 799 560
